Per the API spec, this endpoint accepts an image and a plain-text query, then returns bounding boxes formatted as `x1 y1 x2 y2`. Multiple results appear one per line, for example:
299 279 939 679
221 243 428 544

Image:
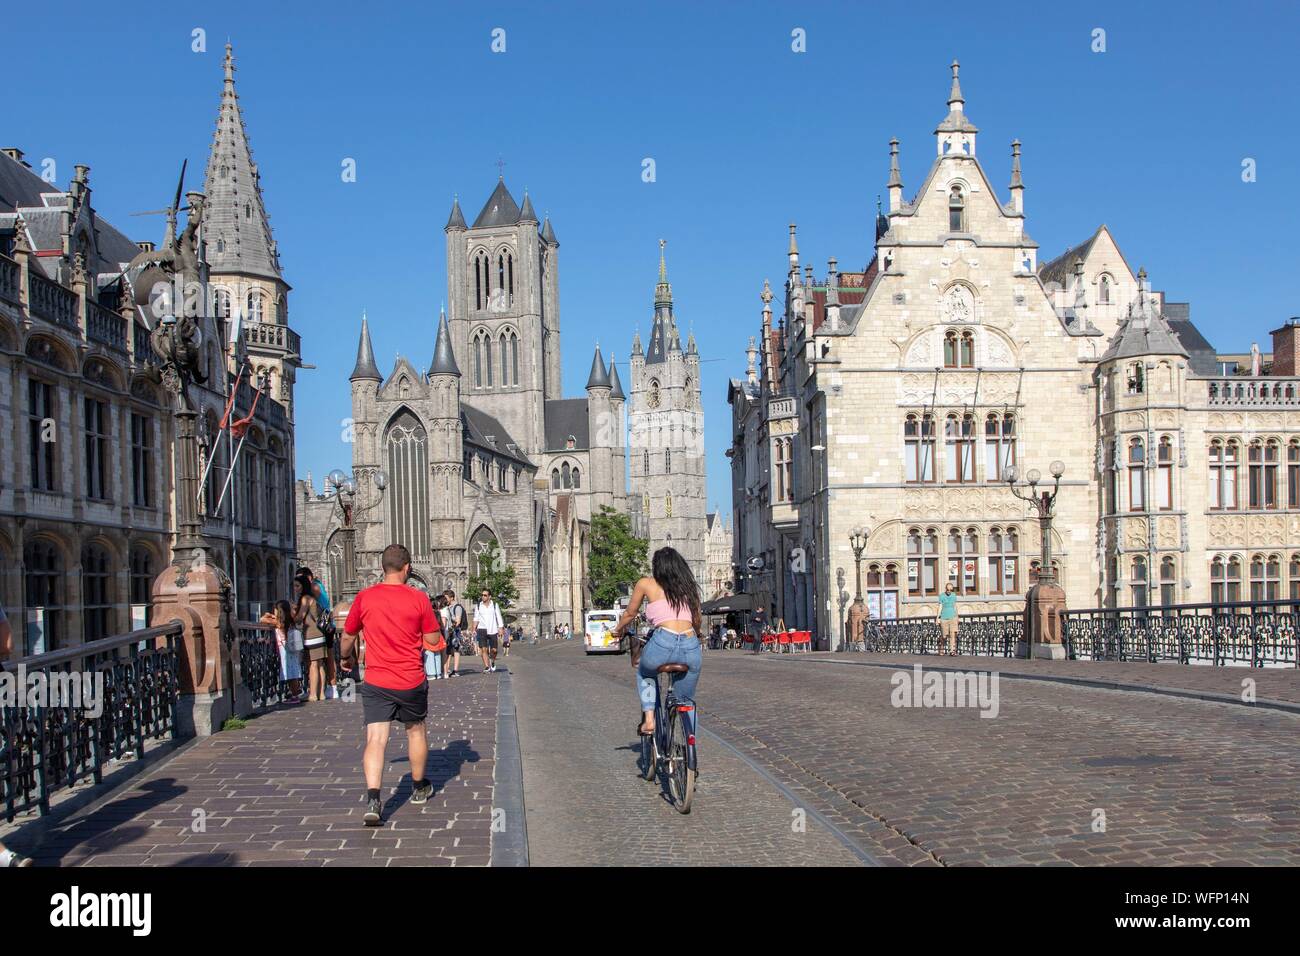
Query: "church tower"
428 309 466 587
202 43 299 419
628 241 707 584
443 178 558 457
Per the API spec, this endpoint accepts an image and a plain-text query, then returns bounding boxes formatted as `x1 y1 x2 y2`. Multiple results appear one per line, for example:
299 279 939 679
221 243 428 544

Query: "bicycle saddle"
657 663 689 674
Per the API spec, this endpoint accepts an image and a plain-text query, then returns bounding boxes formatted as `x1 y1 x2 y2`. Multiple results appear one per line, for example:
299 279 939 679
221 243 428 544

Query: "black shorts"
476 629 498 650
359 680 428 725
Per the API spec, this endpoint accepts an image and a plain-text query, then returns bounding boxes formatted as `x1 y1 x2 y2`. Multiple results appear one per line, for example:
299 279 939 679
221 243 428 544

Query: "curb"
779 655 1300 717
490 669 529 867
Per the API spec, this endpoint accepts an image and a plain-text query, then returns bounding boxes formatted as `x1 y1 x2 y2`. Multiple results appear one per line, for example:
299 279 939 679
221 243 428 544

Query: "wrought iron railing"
236 622 290 708
87 300 127 352
1063 601 1299 667
0 252 19 304
27 271 78 330
857 612 1023 657
1 623 183 821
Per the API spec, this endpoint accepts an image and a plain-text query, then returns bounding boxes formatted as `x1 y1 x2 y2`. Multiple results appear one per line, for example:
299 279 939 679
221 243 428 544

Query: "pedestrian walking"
341 544 442 827
938 583 959 654
444 589 467 676
474 589 504 672
424 594 446 680
299 567 338 699
295 570 331 701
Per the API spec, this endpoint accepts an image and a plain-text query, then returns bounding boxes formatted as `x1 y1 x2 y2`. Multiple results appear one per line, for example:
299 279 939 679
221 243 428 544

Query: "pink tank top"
644 598 691 627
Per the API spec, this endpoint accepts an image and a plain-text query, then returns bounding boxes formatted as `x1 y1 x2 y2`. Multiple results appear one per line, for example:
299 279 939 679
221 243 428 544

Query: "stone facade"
627 243 708 586
703 512 734 600
728 61 1300 647
297 182 627 631
0 44 299 655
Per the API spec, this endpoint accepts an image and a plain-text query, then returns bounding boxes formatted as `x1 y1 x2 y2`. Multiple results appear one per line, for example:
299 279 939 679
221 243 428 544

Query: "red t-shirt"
343 584 439 691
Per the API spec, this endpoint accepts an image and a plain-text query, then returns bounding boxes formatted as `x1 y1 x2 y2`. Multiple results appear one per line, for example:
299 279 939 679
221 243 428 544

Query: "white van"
584 609 624 655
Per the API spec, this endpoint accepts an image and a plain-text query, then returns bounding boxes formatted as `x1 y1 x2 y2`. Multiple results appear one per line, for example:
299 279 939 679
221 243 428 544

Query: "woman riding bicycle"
613 547 702 736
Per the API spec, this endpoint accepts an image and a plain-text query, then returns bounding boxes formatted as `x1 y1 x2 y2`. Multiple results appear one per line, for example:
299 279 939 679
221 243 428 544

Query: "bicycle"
634 638 698 814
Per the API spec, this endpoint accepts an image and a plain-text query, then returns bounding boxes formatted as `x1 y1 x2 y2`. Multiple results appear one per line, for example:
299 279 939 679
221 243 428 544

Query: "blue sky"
8 1 1299 508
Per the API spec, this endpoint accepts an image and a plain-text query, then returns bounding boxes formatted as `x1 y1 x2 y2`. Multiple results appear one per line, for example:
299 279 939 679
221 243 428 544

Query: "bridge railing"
859 612 1023 657
234 620 291 708
1 623 183 821
1062 600 1299 667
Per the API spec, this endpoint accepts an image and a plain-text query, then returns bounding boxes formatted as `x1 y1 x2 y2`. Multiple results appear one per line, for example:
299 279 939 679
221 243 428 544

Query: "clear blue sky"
8 1 1298 509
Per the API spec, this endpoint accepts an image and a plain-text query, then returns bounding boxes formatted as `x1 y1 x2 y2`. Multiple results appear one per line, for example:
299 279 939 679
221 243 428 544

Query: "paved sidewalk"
783 651 1300 707
26 670 502 867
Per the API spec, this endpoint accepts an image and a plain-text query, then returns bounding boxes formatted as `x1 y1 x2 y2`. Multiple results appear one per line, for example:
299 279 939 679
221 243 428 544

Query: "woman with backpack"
295 569 330 701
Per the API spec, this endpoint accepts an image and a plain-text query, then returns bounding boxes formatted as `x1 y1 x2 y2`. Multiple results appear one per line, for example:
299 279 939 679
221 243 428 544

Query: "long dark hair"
274 599 293 630
651 547 700 621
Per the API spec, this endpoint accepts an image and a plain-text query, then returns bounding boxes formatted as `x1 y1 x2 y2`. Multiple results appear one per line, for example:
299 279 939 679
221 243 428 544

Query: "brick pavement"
27 671 501 867
697 651 1300 866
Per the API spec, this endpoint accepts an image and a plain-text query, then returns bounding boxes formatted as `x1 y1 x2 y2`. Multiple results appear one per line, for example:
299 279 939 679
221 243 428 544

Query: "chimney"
136 241 156 253
1270 318 1300 376
1 147 26 165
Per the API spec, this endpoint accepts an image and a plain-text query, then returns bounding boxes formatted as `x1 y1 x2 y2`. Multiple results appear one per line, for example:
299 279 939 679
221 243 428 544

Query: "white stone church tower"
628 243 708 586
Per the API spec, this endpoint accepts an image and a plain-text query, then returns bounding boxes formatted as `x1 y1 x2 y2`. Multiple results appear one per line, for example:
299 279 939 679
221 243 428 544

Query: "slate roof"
445 197 466 230
607 358 625 400
1101 297 1189 362
350 314 382 381
472 179 522 228
1163 302 1219 376
544 398 590 451
462 404 532 465
586 346 610 389
1038 229 1101 287
430 310 460 376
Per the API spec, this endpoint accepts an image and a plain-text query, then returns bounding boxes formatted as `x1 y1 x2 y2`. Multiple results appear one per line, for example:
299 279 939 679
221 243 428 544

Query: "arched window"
473 252 486 310
386 410 430 560
500 331 510 386
907 528 939 597
960 331 974 367
947 527 979 595
1251 554 1281 601
214 288 231 320
498 254 506 300
945 414 975 483
562 462 572 489
1130 556 1148 607
1098 274 1112 304
510 332 519 385
904 413 936 483
1160 556 1178 607
1128 437 1145 511
944 330 959 368
988 526 1019 595
643 450 650 476
130 546 154 622
551 468 560 490
666 491 673 517
948 185 966 232
82 542 113 642
1210 439 1239 510
572 467 580 489
24 540 64 652
1290 441 1300 508
866 563 900 620
1127 361 1144 395
247 290 263 323
774 437 793 502
507 253 514 304
1156 436 1173 510
985 413 1015 480
472 330 493 389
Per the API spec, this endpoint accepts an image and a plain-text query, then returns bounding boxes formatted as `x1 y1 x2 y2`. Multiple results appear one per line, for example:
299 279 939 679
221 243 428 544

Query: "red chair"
790 630 812 652
777 631 792 653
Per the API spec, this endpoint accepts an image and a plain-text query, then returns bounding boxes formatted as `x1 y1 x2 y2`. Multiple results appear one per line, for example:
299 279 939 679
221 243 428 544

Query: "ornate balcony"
243 321 301 358
28 271 78 330
1206 377 1300 408
87 300 127 353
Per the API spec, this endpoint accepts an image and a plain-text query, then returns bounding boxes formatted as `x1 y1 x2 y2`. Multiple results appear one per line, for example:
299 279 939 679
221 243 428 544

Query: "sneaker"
411 779 433 804
1 849 33 867
363 796 383 826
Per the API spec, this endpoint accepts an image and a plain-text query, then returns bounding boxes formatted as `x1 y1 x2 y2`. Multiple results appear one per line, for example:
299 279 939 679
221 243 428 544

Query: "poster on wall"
867 593 881 619
882 593 898 619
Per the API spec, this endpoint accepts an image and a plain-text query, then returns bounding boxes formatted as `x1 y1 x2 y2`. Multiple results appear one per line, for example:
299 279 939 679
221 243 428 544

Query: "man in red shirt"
342 544 441 826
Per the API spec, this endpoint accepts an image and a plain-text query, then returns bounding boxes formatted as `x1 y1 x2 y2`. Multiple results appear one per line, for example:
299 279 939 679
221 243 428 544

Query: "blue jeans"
424 649 443 678
637 627 701 712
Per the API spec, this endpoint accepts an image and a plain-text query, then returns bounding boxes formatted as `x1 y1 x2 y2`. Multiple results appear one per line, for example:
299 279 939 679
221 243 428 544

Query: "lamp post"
1003 460 1069 659
324 467 388 600
844 527 869 652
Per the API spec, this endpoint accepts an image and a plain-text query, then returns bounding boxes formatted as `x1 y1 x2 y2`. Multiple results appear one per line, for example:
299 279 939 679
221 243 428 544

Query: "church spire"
430 307 460 377
201 42 282 281
445 196 466 231
655 238 672 308
350 312 381 382
934 59 978 156
947 58 964 108
586 345 610 389
1008 139 1024 214
887 138 903 211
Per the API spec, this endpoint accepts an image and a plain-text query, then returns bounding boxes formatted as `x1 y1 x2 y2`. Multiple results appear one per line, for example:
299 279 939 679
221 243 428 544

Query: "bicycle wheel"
665 706 696 814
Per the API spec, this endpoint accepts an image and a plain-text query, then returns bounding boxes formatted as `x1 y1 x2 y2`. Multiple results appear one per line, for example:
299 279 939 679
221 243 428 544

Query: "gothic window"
551 467 560 490
507 253 514 304
244 202 251 220
562 462 572 489
28 378 57 492
1209 439 1239 510
904 413 936 483
473 330 494 389
987 527 1019 595
666 449 672 473
247 290 263 323
386 410 430 560
1128 437 1145 511
907 528 939 597
643 450 650 475
214 288 231 319
131 412 155 507
1247 440 1278 510
498 461 507 490
1160 556 1178 607
944 330 958 368
1130 556 1148 607
25 539 63 651
648 379 661 410
130 546 154 615
82 543 113 642
500 331 509 386
947 527 979 595
498 254 506 302
1098 274 1112 304
960 330 974 367
944 413 976 483
1156 436 1173 510
1250 554 1281 601
1289 441 1300 508
572 467 580 489
474 252 486 310
1126 362 1144 395
865 564 900 620
984 413 1015 481
948 185 966 232
84 396 110 500
510 332 519 385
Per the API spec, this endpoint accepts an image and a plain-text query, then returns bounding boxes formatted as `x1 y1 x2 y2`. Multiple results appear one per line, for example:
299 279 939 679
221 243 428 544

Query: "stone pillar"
1018 582 1067 659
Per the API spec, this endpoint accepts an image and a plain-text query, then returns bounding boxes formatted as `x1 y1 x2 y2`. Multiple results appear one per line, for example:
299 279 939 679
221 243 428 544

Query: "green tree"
467 539 520 608
588 505 648 609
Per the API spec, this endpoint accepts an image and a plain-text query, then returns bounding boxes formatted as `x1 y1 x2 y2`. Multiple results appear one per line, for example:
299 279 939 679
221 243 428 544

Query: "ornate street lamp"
1003 460 1065 585
843 527 870 652
325 467 388 599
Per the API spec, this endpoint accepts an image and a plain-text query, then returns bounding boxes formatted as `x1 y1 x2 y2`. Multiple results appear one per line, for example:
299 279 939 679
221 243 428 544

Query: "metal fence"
235 621 291 708
1063 601 1299 667
857 613 1024 657
1 623 183 821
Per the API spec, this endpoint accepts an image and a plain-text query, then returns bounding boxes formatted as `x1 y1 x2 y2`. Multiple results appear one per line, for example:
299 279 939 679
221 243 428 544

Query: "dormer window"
948 185 966 232
1099 274 1112 304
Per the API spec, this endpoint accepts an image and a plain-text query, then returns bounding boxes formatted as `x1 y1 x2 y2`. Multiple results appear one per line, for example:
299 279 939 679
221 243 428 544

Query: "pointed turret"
887 139 904 211
608 356 626 401
655 238 673 309
935 59 978 156
446 196 466 231
541 215 557 245
1101 267 1188 363
788 223 800 277
473 178 522 228
201 43 282 281
1008 139 1024 214
519 191 537 222
686 330 698 355
586 345 611 389
430 308 460 377
350 313 382 382
632 330 643 356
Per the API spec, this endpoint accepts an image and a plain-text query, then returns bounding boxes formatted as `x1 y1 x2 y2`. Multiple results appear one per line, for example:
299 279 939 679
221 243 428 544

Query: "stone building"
627 243 708 586
728 61 1300 647
296 180 627 630
702 512 734 600
0 44 300 656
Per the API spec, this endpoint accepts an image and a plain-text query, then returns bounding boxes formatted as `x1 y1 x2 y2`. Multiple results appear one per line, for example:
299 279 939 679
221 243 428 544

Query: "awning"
701 593 755 615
